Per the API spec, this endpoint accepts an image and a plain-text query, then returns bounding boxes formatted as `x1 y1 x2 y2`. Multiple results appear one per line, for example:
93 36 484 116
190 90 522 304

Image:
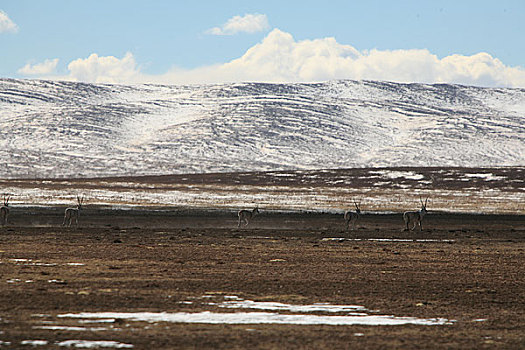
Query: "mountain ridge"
1 78 524 178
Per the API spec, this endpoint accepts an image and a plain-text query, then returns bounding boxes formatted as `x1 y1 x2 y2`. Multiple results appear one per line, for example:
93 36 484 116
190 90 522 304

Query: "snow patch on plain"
20 340 49 346
56 340 133 348
370 170 425 180
33 325 109 332
58 311 452 326
464 173 506 181
58 297 454 326
322 238 456 243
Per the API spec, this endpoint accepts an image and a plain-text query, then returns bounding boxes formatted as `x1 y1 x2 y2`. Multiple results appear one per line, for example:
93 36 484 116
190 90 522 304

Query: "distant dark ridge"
4 167 523 194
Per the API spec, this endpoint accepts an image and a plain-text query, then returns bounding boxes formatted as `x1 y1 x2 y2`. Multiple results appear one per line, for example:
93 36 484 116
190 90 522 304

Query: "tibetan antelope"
237 206 259 228
344 200 361 230
403 197 428 231
1 195 10 226
63 196 84 227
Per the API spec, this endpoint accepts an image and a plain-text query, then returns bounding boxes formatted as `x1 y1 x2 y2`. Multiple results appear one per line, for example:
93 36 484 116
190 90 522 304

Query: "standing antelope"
1 195 10 226
238 206 259 228
344 200 361 230
403 198 428 231
63 196 84 227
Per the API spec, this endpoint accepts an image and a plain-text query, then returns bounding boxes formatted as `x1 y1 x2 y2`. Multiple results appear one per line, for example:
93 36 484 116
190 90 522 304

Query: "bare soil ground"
0 209 524 349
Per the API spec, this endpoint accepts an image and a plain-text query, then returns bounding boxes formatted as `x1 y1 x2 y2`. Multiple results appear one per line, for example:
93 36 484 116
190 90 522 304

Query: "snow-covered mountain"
1 78 524 178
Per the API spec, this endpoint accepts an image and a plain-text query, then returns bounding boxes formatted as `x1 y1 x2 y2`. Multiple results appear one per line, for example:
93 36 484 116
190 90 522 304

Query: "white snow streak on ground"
210 300 367 313
33 326 109 332
321 238 456 242
56 340 133 348
20 340 48 346
464 173 506 181
57 311 452 326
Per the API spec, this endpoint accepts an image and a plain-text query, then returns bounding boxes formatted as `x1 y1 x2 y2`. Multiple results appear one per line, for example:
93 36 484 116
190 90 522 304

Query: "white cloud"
0 10 18 33
18 58 59 75
206 13 270 35
32 29 525 88
66 52 140 84
157 29 525 87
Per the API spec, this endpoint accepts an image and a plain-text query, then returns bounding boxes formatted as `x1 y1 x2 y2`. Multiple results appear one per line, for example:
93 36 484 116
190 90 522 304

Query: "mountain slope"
1 78 524 178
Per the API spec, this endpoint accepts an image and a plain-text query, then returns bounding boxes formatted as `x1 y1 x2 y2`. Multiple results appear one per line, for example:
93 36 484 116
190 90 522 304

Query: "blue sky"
1 1 524 86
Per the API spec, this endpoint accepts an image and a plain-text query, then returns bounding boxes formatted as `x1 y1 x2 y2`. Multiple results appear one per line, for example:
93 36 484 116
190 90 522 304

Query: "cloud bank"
174 29 525 87
0 10 18 33
206 13 270 35
18 58 59 75
66 53 139 84
21 28 525 87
